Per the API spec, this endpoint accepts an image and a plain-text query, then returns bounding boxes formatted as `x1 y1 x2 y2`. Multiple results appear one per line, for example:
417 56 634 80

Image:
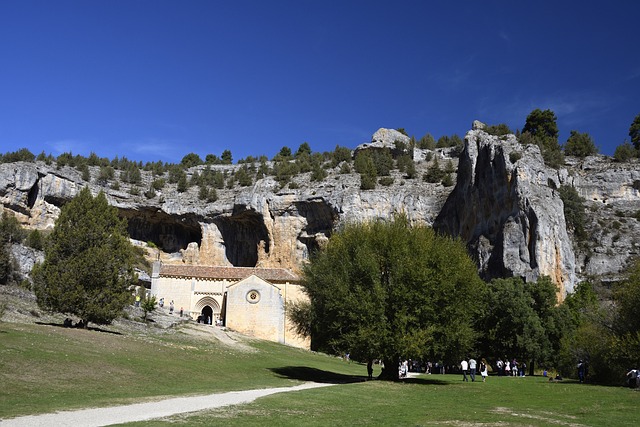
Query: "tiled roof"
159 264 300 282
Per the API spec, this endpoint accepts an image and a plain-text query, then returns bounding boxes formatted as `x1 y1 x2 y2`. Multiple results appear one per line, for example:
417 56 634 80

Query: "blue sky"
1 1 639 163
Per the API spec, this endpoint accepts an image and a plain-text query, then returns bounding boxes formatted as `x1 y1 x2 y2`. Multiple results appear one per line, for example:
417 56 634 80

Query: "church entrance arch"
194 296 221 324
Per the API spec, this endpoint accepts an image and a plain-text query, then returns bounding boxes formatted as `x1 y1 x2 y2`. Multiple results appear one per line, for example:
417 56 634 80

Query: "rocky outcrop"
2 125 639 294
434 122 576 296
562 156 640 281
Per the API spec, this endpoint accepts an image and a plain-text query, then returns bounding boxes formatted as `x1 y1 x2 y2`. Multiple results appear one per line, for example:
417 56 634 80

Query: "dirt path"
0 382 334 427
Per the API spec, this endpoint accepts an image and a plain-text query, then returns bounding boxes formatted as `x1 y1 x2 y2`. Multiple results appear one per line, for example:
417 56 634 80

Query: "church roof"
158 264 300 282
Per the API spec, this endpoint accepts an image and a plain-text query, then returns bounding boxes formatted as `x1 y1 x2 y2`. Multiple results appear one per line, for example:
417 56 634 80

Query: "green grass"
1 321 639 426
0 321 363 418
123 376 639 426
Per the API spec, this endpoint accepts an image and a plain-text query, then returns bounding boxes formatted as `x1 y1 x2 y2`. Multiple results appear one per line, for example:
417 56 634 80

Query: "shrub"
558 185 587 241
378 176 394 186
564 130 598 158
485 123 512 136
311 166 327 182
25 229 44 250
613 142 636 162
441 174 454 187
509 152 523 163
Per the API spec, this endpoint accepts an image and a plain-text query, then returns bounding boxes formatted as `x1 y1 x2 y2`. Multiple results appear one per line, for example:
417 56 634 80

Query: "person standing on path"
469 357 477 382
461 359 469 382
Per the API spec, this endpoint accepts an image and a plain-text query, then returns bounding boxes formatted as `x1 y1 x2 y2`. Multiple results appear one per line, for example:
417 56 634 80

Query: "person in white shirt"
469 358 477 382
461 359 469 382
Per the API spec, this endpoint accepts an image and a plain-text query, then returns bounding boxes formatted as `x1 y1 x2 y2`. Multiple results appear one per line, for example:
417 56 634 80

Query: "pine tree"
33 187 136 327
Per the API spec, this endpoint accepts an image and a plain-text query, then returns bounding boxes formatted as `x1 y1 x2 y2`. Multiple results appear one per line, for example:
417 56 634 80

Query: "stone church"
150 262 309 349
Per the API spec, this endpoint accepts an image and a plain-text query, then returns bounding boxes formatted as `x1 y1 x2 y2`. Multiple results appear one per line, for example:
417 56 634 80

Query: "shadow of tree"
35 321 122 335
401 376 451 386
270 366 366 384
270 366 454 386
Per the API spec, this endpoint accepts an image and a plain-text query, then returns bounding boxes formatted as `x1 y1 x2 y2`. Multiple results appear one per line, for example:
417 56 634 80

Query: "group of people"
495 358 527 377
460 357 489 382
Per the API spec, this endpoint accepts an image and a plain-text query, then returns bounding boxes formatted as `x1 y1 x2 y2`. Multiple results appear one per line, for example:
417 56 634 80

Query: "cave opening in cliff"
119 209 202 254
294 199 337 257
214 208 269 267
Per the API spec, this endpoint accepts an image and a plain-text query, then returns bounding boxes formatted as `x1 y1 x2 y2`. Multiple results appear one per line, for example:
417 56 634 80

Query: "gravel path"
0 382 334 427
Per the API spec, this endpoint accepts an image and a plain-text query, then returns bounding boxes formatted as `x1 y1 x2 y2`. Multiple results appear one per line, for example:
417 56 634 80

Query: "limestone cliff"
2 125 639 294
434 122 576 296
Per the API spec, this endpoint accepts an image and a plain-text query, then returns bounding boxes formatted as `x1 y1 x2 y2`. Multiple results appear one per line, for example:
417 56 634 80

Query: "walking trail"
0 382 334 427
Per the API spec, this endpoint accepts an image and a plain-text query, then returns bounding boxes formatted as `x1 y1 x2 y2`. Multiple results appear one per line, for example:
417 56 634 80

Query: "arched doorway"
194 295 221 324
201 306 213 324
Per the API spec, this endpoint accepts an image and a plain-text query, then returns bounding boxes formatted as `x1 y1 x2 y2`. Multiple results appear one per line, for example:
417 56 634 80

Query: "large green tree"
479 277 572 374
33 187 137 327
290 216 486 380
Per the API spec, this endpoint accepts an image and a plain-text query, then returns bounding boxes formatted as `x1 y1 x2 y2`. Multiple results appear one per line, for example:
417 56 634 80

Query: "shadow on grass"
270 366 453 386
401 376 451 386
35 321 122 335
270 366 366 384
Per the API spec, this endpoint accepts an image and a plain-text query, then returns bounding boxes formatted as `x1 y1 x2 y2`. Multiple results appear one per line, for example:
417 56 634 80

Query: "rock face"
434 126 576 296
2 125 639 295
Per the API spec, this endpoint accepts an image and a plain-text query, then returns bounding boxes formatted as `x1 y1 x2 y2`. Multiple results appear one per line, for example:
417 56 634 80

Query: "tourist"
169 300 174 314
577 360 586 383
496 358 504 376
504 360 511 376
480 359 488 382
469 357 477 382
460 358 469 382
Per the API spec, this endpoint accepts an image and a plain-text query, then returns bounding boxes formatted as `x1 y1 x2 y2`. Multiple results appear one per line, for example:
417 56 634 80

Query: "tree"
522 109 564 168
629 113 640 150
613 142 637 162
290 216 485 380
564 130 598 158
354 151 377 190
33 187 137 328
418 133 435 150
141 294 157 322
295 142 312 158
221 150 233 165
478 277 571 374
180 153 203 168
558 185 587 241
485 123 513 136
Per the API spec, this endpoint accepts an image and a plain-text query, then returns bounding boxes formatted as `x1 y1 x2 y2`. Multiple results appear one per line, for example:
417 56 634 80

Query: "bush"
441 174 454 187
378 176 394 186
1 148 36 163
485 123 513 136
423 158 445 183
311 166 327 182
509 152 523 163
558 185 586 241
613 142 637 162
564 130 598 158
25 229 44 250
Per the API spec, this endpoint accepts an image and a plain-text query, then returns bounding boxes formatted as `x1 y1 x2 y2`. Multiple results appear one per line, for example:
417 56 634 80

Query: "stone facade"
150 262 309 348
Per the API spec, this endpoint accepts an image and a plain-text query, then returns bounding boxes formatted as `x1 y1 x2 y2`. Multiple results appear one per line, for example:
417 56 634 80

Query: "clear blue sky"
1 0 639 163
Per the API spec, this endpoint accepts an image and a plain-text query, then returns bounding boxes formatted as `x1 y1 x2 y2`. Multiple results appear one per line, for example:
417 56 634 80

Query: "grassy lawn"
0 321 363 418
1 320 638 426
121 376 639 426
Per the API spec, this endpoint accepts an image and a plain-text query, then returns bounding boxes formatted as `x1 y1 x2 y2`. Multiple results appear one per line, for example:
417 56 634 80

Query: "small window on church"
247 290 260 304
